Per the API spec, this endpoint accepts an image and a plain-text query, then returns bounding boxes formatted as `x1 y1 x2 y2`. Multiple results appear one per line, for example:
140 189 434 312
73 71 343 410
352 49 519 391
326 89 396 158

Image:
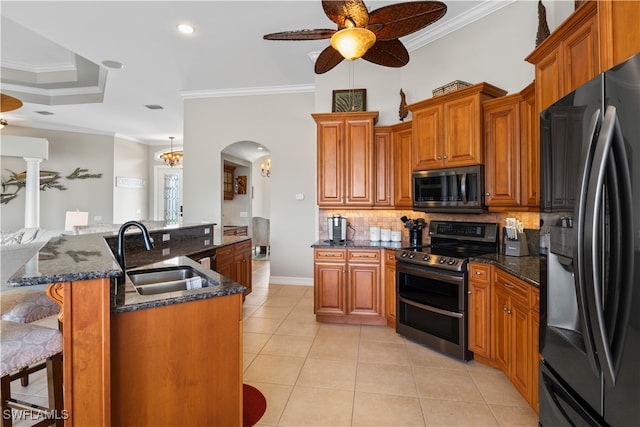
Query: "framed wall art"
332 89 367 112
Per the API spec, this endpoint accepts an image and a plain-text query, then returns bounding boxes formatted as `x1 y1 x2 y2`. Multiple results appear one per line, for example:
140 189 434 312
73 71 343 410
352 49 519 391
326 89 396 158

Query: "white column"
23 157 42 228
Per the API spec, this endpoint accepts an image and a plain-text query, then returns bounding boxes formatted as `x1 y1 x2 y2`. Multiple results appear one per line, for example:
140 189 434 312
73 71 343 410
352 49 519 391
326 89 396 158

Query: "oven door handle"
397 264 465 285
399 296 463 318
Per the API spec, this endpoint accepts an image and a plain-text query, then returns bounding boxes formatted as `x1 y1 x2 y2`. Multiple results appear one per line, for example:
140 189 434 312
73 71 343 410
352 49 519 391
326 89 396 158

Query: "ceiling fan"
264 0 447 74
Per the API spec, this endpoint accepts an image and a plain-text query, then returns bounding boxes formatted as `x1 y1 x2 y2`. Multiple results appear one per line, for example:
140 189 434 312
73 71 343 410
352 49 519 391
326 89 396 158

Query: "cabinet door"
484 97 522 207
412 104 443 170
215 246 235 281
374 128 393 207
469 280 492 359
520 83 539 207
317 119 344 205
344 119 374 206
510 299 531 400
314 262 346 316
234 240 252 293
535 46 564 111
493 285 510 373
393 124 413 208
347 263 381 317
563 14 599 94
444 95 482 166
383 250 397 327
599 1 640 70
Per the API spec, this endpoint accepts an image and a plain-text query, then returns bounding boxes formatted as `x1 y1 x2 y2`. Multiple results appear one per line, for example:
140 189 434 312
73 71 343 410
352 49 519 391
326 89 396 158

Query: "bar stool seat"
0 320 63 427
1 287 60 324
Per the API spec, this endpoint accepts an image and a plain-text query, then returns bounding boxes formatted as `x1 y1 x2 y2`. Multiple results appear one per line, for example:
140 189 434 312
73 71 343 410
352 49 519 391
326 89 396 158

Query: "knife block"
503 230 529 257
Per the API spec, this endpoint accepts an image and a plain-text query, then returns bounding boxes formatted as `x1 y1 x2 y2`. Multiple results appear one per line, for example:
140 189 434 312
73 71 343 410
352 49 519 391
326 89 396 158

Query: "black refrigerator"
539 52 640 426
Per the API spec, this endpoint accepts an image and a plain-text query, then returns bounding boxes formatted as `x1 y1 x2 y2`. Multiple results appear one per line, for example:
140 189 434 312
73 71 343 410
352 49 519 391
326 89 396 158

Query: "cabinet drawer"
495 270 530 305
348 250 380 263
315 249 346 262
469 263 491 284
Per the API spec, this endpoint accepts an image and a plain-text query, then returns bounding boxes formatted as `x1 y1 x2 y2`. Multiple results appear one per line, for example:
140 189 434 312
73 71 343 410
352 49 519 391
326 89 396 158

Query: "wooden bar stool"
0 320 64 427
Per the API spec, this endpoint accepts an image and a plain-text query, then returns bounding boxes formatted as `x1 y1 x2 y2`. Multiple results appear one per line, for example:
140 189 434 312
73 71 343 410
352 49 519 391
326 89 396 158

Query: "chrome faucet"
116 221 154 282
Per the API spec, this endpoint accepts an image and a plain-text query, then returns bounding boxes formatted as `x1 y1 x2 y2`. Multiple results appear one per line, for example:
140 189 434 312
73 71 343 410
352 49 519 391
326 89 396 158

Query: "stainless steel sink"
128 266 205 295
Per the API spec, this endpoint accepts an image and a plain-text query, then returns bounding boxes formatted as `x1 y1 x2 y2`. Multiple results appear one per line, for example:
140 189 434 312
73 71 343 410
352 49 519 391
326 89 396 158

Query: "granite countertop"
113 256 246 314
311 239 407 250
310 239 541 288
7 223 249 312
470 254 541 288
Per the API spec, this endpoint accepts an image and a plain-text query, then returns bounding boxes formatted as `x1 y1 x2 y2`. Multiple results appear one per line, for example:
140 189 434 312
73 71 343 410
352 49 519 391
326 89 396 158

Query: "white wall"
0 126 115 231
113 137 150 223
252 154 271 219
183 91 316 281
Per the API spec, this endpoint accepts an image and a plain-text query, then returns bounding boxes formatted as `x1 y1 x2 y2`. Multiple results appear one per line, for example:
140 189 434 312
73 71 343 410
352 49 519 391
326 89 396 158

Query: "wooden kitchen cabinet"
314 248 385 325
313 112 378 208
483 94 522 208
492 269 536 405
468 263 492 362
392 121 413 209
483 82 539 210
373 126 394 208
223 226 248 236
223 164 235 200
408 83 506 170
526 1 640 115
216 239 252 295
383 249 397 328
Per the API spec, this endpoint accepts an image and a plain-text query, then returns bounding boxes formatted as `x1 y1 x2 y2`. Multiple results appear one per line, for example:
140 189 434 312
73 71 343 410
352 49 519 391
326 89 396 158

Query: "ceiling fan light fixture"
330 27 376 60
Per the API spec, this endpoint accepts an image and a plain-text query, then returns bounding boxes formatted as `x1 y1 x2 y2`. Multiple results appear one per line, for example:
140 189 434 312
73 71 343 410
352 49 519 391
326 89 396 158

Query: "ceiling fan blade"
368 1 447 41
1 93 23 113
322 0 369 29
263 29 336 40
314 45 345 74
362 39 409 68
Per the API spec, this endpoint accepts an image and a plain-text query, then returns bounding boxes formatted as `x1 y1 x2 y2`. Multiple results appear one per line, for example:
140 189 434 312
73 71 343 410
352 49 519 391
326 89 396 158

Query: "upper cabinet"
483 82 539 210
373 126 394 208
526 0 640 112
408 83 507 171
313 112 379 208
392 121 413 209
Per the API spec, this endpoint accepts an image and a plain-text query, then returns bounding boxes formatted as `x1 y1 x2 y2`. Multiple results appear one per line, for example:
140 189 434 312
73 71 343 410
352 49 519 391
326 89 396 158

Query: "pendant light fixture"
162 137 183 167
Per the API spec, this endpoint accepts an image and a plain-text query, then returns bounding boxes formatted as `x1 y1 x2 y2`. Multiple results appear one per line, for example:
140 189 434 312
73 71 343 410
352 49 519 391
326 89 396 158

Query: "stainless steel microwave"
412 165 485 213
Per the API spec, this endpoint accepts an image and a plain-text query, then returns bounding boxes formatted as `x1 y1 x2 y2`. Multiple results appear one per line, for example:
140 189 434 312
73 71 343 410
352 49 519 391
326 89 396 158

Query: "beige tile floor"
243 260 539 427
7 260 538 426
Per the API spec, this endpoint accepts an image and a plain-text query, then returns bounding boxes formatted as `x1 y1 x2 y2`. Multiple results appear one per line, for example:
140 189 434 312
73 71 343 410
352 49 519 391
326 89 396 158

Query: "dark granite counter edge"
311 239 408 250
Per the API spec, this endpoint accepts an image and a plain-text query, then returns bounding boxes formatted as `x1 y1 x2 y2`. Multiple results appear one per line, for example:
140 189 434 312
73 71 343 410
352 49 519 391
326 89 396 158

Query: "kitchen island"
6 223 248 426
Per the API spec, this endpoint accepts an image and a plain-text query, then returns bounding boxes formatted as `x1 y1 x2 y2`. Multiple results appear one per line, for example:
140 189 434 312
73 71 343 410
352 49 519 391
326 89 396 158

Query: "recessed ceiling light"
35 111 55 115
177 24 195 34
145 104 164 110
102 60 124 69
257 146 264 150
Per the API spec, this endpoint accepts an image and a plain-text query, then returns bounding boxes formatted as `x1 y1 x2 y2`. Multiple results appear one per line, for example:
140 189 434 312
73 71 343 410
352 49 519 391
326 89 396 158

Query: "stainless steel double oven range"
395 221 498 361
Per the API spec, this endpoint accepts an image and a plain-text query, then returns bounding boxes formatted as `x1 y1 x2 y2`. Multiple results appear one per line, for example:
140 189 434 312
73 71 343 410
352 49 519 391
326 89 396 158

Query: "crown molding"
181 83 315 99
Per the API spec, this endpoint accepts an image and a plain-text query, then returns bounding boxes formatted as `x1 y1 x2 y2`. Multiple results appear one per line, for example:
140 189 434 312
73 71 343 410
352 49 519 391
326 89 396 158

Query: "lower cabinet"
216 239 252 295
468 262 540 412
383 249 397 328
314 248 385 325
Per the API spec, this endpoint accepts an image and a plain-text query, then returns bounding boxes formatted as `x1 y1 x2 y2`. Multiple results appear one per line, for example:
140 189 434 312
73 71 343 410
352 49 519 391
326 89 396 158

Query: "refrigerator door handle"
583 105 634 387
574 108 602 376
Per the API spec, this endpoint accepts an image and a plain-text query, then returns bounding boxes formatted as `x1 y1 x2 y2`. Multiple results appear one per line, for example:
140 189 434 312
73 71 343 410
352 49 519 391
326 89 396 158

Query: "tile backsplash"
319 209 540 246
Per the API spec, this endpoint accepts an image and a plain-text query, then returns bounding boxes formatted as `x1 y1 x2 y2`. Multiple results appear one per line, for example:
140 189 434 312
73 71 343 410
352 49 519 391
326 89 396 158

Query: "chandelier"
260 159 271 177
162 137 182 167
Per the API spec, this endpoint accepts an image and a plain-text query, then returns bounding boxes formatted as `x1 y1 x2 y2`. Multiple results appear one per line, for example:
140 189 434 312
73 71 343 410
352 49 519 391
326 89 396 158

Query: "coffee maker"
328 214 347 243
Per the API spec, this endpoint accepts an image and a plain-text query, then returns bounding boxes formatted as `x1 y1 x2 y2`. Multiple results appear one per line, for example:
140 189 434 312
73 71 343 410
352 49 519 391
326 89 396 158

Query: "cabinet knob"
437 156 442 160
485 192 491 197
507 309 512 315
475 271 482 275
503 306 508 312
443 155 448 159
467 290 472 295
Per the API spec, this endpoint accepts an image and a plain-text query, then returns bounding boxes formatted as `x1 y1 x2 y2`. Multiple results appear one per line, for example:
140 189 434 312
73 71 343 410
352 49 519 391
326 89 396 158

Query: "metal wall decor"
1 167 102 204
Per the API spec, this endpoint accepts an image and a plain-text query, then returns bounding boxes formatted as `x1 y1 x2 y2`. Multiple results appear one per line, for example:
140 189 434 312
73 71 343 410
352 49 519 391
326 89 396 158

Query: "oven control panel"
395 250 467 272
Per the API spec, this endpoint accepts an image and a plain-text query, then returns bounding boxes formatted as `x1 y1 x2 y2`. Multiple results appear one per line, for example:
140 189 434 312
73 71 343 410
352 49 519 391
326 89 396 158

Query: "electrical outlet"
295 193 305 201
162 248 170 256
94 215 102 222
162 234 170 242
